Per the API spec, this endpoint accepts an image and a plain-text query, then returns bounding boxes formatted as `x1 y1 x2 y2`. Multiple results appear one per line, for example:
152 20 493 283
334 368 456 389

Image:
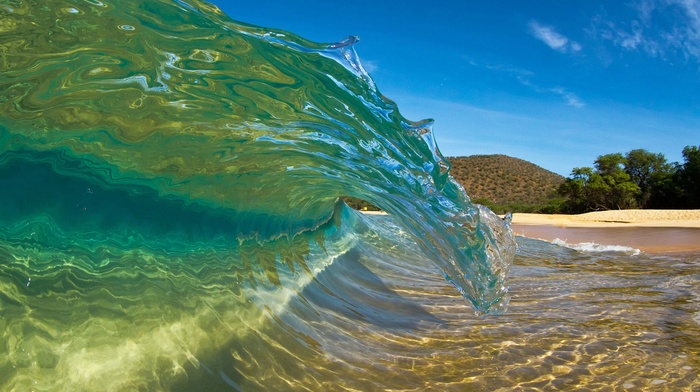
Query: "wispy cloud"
670 0 700 57
592 0 700 61
362 59 379 74
468 60 585 108
517 76 585 108
466 58 535 78
550 87 585 108
528 20 582 54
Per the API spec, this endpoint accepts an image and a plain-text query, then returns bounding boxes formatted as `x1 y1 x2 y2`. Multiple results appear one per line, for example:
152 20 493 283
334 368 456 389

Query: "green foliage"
595 153 626 176
472 198 567 215
674 145 700 208
625 149 674 208
558 146 699 212
344 155 566 214
342 196 381 211
345 146 700 214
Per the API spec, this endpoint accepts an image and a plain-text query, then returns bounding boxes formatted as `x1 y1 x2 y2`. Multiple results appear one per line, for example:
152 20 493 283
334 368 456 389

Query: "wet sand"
511 210 700 253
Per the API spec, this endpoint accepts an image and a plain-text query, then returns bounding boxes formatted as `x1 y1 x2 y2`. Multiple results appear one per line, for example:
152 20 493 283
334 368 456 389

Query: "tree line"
557 146 699 213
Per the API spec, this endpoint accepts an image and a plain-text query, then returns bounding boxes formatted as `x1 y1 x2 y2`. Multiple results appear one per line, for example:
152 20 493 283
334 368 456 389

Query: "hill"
447 155 565 213
345 154 566 213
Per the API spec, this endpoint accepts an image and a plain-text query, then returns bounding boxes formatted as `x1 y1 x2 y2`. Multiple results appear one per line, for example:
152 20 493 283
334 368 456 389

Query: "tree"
595 153 626 176
604 171 640 210
594 153 640 209
675 145 700 208
624 149 673 208
558 153 640 212
559 146 698 212
558 167 592 212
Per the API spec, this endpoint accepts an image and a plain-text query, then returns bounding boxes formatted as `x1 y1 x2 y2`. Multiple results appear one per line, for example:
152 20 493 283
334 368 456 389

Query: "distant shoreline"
362 209 700 228
510 209 700 228
511 210 700 253
360 210 388 216
360 209 700 253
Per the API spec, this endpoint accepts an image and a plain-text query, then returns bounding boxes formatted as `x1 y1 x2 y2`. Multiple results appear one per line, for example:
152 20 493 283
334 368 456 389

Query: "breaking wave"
0 0 515 389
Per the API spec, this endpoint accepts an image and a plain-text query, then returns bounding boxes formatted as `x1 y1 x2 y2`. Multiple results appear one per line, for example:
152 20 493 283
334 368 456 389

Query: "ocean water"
0 1 698 391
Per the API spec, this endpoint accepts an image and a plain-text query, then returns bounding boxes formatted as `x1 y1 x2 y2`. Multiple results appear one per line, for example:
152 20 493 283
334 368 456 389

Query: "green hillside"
345 154 566 213
447 155 565 213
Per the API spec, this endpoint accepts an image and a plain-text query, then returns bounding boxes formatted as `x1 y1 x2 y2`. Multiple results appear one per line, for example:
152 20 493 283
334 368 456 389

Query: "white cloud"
528 20 582 54
517 76 585 108
674 0 700 54
529 21 567 50
468 60 585 108
593 0 700 61
362 59 379 74
675 0 700 27
466 58 535 78
550 87 585 108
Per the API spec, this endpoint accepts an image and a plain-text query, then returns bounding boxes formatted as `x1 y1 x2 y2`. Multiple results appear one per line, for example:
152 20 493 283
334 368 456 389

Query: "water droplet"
119 24 135 31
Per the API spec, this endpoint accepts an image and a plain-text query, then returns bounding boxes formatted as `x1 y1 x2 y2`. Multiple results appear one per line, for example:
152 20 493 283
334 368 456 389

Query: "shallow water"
5 212 699 390
210 216 700 391
514 225 700 253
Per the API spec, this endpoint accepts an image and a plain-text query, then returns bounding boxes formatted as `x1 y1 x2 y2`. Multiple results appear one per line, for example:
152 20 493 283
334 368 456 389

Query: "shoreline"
510 210 700 253
361 209 700 253
363 209 700 228
510 210 700 228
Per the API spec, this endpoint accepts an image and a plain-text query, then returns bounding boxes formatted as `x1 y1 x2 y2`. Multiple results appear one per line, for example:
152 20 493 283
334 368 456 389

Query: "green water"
1 0 696 386
0 0 514 312
0 0 519 389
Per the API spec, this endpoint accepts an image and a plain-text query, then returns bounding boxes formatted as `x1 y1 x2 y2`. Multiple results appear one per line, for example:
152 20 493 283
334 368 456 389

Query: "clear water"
1 1 699 391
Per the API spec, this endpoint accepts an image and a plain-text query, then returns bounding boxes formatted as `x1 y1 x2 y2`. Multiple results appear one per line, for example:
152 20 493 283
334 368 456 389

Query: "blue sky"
208 0 699 175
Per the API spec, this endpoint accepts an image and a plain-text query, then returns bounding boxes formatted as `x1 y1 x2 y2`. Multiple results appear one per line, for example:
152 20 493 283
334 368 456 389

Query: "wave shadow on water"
165 237 445 391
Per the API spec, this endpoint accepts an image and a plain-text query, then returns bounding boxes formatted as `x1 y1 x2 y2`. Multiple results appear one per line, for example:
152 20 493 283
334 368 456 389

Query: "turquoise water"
1 1 699 390
0 0 514 312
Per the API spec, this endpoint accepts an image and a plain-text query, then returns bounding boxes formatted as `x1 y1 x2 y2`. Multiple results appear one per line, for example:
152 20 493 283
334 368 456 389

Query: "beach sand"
361 209 700 253
511 210 700 253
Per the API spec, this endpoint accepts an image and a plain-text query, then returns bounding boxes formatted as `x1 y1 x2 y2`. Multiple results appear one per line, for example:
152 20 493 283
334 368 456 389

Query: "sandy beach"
362 209 700 252
511 209 700 228
511 210 700 253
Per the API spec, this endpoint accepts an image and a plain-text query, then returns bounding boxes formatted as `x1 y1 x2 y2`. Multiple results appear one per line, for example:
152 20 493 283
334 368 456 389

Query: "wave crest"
0 0 514 313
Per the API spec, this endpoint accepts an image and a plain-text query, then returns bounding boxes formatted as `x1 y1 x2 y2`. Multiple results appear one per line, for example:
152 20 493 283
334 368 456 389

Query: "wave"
551 238 641 255
0 0 515 389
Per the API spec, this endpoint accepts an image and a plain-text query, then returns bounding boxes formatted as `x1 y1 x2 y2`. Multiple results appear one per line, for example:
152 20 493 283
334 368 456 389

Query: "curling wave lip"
0 0 515 315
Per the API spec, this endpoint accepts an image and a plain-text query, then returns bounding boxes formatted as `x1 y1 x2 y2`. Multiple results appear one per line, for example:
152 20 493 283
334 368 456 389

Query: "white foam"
551 238 641 255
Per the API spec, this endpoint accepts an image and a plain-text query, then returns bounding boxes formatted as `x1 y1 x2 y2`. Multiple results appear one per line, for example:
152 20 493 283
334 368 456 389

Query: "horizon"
208 0 699 176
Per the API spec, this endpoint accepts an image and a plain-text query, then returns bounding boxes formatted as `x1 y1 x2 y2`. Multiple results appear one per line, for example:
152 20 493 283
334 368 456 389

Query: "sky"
208 0 699 176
